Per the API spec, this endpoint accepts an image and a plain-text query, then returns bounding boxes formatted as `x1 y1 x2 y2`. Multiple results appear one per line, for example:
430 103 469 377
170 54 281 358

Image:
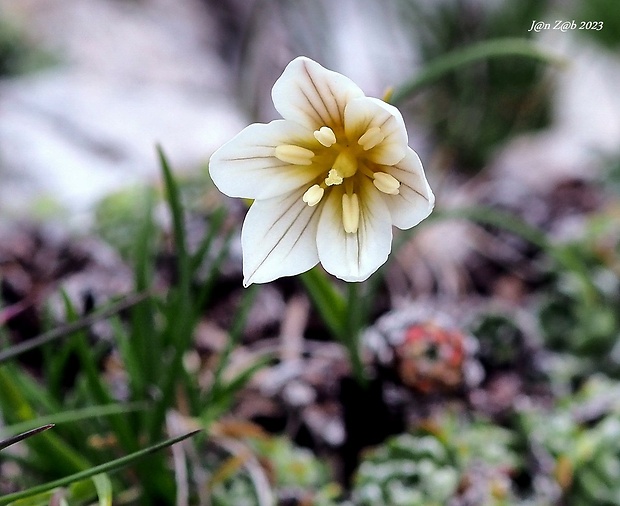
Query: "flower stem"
344 283 368 386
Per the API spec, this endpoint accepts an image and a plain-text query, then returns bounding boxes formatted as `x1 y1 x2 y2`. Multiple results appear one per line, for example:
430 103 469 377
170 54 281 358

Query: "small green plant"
520 376 620 506
538 213 620 378
353 417 520 505
0 149 261 504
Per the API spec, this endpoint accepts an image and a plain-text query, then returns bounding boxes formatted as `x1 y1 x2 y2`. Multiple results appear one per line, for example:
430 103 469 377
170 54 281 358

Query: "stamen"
333 150 358 178
325 168 343 186
302 184 324 207
358 127 385 151
313 126 337 147
342 193 360 234
274 144 314 165
373 171 400 195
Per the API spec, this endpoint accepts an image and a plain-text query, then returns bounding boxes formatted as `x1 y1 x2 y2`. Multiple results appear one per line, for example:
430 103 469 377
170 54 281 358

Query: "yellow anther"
313 126 337 147
325 168 344 186
333 150 358 178
342 193 360 234
373 171 400 195
274 144 314 165
302 184 324 207
358 127 385 151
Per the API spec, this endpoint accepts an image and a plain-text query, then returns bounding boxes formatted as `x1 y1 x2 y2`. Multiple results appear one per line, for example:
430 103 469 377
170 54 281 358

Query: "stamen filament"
275 144 314 165
342 193 360 234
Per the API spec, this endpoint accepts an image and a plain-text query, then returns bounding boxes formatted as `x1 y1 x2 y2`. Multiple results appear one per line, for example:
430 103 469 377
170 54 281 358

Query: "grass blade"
391 37 564 105
0 424 54 452
0 294 147 365
0 430 201 505
0 403 146 440
300 268 346 339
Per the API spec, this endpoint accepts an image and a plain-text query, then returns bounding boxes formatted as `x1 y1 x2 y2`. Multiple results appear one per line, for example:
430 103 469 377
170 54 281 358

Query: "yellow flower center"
275 125 401 234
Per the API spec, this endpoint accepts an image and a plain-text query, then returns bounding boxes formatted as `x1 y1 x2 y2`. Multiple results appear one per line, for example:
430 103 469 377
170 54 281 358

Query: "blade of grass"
0 424 54 451
91 474 113 506
300 267 346 339
201 285 258 422
60 292 138 455
0 365 91 474
0 294 148 365
391 37 565 105
432 207 599 305
0 403 146 439
146 146 195 442
190 207 227 273
0 430 201 505
129 188 157 399
203 353 273 424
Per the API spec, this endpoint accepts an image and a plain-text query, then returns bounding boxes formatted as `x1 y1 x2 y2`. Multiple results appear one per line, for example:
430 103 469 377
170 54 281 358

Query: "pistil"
332 150 358 178
325 169 344 186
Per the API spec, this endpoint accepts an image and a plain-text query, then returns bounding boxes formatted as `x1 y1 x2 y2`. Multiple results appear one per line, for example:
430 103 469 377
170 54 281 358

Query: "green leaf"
147 146 195 442
391 37 565 105
0 403 146 443
0 294 147 365
300 268 346 339
0 430 201 505
0 425 54 452
91 473 113 506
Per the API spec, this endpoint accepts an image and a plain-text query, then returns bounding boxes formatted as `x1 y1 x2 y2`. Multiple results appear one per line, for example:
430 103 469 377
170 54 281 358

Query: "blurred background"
1 0 619 222
2 0 620 504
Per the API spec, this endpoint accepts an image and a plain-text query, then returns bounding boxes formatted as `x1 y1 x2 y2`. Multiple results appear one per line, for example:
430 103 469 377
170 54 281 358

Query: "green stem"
344 283 367 386
300 268 368 385
300 267 346 338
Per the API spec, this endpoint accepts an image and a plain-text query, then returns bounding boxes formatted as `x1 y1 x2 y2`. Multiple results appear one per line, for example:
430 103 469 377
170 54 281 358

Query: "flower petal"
383 148 435 230
344 97 408 165
316 180 392 282
272 57 365 131
241 190 320 286
209 120 321 200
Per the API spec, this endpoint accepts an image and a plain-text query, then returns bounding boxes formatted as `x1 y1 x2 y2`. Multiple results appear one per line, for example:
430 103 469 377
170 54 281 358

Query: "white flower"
209 56 434 286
